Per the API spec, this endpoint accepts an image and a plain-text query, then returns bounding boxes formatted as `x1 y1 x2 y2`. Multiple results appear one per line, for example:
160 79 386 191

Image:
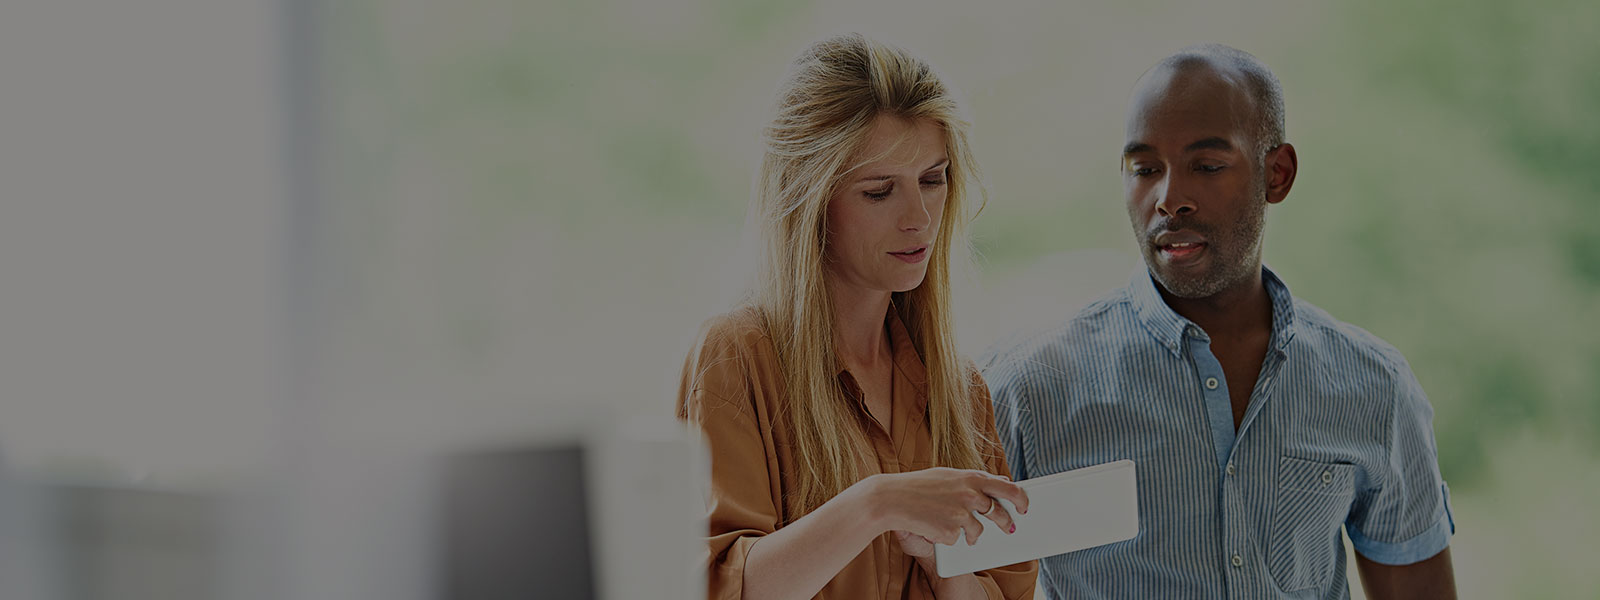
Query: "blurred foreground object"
438 415 705 600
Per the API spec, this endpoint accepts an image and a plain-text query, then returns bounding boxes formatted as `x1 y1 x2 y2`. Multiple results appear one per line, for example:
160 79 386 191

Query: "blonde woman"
677 34 1038 599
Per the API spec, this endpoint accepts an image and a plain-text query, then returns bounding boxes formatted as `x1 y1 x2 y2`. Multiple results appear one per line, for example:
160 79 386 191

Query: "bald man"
981 45 1457 599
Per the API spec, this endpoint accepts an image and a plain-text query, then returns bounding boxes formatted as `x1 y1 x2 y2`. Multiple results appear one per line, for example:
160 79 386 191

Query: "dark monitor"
439 445 595 600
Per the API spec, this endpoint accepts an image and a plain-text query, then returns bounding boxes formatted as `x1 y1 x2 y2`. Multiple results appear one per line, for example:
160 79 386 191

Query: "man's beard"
1139 182 1268 299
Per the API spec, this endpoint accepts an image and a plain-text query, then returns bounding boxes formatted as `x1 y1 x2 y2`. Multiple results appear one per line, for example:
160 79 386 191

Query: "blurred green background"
313 0 1599 596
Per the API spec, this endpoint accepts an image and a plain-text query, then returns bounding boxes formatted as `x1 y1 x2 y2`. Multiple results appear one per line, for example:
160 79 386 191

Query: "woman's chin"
887 275 928 294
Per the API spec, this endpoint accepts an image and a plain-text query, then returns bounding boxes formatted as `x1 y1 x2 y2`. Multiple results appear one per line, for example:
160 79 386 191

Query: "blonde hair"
753 33 988 520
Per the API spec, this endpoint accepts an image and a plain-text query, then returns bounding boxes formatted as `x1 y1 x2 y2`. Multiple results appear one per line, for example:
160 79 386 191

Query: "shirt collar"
1262 267 1298 354
1129 264 1298 358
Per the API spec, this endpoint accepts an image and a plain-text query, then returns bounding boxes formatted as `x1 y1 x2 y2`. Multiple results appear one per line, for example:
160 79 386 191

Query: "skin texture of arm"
741 470 1027 600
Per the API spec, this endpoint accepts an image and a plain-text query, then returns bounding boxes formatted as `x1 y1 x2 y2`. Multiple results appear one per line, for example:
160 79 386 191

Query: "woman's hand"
863 467 1029 548
893 530 937 558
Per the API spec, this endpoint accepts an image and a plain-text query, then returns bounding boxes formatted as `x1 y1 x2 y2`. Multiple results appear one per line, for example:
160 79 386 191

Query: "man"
980 45 1457 599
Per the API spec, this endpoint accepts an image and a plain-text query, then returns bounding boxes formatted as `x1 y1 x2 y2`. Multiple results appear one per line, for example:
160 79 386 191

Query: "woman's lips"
888 246 928 264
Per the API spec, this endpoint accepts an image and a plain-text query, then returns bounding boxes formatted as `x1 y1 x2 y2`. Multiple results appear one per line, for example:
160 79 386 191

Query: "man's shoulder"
979 288 1136 380
1290 297 1414 380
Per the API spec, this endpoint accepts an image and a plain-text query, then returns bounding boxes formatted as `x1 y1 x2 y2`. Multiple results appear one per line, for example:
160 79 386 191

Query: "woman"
678 33 1037 599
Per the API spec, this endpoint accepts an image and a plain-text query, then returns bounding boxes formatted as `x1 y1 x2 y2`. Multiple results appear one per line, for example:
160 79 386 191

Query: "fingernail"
1008 524 1015 533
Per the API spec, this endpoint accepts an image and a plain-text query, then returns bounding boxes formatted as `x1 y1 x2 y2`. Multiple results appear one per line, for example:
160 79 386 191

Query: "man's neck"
1157 271 1273 343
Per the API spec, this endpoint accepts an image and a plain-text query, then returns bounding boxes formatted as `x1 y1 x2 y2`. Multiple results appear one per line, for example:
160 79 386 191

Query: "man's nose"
1154 176 1197 217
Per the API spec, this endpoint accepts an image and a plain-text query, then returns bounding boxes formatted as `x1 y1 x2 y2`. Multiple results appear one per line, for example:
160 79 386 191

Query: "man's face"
1121 65 1269 299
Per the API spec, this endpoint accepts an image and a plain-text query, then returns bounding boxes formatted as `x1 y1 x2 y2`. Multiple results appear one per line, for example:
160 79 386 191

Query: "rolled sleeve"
678 325 780 599
696 397 775 600
1345 368 1456 565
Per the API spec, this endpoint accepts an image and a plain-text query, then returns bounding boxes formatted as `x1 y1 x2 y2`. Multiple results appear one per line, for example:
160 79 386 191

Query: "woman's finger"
939 524 963 546
977 496 1017 535
981 478 1030 515
962 511 986 546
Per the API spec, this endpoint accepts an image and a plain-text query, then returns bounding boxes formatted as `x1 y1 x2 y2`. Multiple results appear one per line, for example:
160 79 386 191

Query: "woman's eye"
864 188 891 200
919 178 946 188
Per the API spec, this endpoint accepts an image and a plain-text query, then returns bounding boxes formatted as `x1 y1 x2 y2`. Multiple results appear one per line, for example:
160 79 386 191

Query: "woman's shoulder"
690 305 774 357
680 305 778 401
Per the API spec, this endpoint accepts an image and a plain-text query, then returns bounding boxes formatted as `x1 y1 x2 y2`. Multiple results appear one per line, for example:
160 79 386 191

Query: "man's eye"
1197 164 1225 173
1132 167 1159 177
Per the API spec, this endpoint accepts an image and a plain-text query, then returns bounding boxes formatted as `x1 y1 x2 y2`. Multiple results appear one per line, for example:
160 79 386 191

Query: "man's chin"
1150 269 1223 299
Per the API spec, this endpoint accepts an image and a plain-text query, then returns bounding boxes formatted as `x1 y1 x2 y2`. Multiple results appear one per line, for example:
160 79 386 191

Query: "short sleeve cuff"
710 534 762 600
1347 483 1456 566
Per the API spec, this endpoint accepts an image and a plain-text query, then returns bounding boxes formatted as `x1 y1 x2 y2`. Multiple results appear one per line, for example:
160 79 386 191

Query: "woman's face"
825 116 949 298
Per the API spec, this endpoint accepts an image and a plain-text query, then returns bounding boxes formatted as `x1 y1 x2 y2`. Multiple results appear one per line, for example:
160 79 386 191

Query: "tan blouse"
677 306 1038 599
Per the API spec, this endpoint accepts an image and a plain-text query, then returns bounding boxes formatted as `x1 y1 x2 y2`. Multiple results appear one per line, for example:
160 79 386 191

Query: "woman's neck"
829 281 893 371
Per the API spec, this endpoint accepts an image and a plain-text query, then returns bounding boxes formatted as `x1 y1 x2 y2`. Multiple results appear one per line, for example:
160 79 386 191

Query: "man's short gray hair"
1156 44 1286 159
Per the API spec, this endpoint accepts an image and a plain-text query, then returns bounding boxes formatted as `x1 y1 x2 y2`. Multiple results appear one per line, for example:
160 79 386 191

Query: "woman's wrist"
843 473 890 535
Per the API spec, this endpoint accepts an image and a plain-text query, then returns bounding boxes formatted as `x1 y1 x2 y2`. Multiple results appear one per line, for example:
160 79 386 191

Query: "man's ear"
1264 143 1297 205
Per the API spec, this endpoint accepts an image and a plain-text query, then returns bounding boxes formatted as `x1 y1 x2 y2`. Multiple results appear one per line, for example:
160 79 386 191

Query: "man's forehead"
1124 64 1253 150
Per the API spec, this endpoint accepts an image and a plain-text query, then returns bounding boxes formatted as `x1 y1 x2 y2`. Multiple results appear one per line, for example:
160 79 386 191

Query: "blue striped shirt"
979 266 1455 599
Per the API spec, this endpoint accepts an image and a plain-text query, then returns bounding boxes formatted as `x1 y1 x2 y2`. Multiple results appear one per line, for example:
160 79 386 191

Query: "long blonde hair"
753 33 988 520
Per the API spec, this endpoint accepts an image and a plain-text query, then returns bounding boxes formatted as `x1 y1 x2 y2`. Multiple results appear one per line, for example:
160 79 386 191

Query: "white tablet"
934 460 1138 578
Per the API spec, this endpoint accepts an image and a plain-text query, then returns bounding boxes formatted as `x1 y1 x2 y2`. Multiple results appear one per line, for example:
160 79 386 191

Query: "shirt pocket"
1267 456 1356 593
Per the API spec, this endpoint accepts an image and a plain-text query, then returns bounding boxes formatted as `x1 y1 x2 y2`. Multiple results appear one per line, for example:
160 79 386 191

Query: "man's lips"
1151 230 1208 261
1152 230 1206 247
1158 241 1206 260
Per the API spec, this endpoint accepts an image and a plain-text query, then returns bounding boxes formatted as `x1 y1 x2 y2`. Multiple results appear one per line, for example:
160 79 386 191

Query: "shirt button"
1321 471 1333 484
1231 554 1243 567
1226 463 1236 476
1205 377 1219 390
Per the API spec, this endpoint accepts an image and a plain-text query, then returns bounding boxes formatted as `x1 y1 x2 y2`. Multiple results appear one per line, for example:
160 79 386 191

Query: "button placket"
1221 458 1250 594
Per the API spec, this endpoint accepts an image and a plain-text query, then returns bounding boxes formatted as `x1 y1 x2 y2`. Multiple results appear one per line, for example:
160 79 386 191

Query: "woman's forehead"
851 116 948 174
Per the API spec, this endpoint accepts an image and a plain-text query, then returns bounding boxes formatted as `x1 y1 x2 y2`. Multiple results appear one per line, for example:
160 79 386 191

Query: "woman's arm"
742 470 1027 600
737 477 882 599
680 318 1028 599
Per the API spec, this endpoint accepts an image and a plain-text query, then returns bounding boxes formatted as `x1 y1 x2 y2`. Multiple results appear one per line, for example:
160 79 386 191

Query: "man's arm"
1355 546 1456 600
1347 351 1457 599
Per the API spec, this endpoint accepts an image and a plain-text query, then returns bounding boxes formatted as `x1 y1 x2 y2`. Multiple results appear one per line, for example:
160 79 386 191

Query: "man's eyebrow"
1183 137 1234 152
1123 138 1237 156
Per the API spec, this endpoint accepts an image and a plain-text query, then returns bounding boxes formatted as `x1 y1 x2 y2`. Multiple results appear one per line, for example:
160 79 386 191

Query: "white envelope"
934 460 1138 578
